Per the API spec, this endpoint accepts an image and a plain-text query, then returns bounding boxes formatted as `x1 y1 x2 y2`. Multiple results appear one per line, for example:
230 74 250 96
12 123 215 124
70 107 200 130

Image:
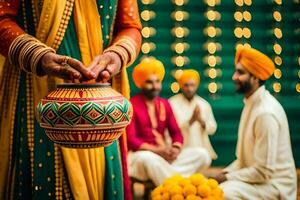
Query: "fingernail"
90 72 96 78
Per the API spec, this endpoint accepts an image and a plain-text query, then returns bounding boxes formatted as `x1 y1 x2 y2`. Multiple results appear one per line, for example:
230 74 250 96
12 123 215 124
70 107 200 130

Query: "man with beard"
169 69 217 168
126 58 206 186
213 47 296 200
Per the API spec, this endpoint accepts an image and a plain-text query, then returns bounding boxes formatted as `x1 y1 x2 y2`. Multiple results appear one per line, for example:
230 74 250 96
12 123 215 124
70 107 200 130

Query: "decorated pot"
36 83 132 148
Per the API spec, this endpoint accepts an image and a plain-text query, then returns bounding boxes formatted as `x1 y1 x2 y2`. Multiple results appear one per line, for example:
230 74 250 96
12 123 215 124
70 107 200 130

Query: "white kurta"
128 147 211 186
169 94 217 159
221 86 297 200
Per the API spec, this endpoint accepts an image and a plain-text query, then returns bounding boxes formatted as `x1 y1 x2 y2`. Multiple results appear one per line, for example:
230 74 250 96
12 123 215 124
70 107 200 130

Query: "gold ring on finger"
98 60 107 65
62 56 70 65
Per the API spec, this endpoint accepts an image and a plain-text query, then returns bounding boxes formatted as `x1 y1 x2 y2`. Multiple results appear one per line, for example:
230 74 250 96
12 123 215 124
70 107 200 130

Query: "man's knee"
132 151 163 166
189 147 211 167
220 181 242 200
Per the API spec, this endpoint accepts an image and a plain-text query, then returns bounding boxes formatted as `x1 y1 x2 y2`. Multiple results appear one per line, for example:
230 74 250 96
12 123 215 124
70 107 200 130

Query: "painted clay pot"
36 83 132 148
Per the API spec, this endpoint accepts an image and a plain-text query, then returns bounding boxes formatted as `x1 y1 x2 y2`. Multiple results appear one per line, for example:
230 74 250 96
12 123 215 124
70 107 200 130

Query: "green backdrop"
127 0 300 167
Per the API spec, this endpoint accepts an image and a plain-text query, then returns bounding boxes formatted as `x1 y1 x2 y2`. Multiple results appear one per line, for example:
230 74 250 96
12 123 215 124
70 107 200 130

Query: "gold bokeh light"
243 11 252 22
175 11 184 21
274 0 282 5
141 43 150 54
174 69 183 80
207 26 217 37
208 82 218 93
141 0 155 5
243 28 251 38
244 0 252 6
273 11 282 22
171 82 180 93
141 10 153 21
234 11 243 22
174 0 184 6
273 82 281 93
234 27 243 38
208 55 217 67
142 27 151 38
175 27 185 38
207 42 217 54
274 56 282 65
235 0 243 6
274 28 283 39
273 43 282 55
296 83 300 93
207 10 216 21
274 68 282 79
175 56 185 67
208 68 217 78
244 43 251 48
206 0 216 6
175 43 185 54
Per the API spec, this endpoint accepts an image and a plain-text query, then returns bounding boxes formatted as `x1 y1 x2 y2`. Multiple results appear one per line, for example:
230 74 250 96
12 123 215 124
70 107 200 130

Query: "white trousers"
128 147 211 186
220 180 279 200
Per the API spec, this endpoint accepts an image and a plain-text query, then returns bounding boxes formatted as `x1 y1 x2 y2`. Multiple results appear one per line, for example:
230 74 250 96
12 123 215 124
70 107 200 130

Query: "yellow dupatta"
0 0 131 198
60 1 105 200
35 0 111 199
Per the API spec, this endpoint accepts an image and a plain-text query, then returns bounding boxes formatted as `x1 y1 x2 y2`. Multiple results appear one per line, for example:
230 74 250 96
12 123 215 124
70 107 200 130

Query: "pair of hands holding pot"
40 51 121 82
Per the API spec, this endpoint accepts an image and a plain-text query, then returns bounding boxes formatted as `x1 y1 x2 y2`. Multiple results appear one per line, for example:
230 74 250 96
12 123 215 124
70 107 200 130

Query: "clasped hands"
189 105 206 129
40 51 121 82
152 131 181 163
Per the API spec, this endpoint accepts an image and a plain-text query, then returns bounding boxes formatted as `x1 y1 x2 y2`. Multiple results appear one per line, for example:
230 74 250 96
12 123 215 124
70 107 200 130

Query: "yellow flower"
185 194 200 200
152 194 163 200
211 187 223 198
170 185 183 196
152 185 163 197
178 178 191 187
207 178 218 189
197 184 211 198
171 194 184 200
162 192 170 200
162 183 176 194
183 184 197 197
164 174 183 185
189 173 206 186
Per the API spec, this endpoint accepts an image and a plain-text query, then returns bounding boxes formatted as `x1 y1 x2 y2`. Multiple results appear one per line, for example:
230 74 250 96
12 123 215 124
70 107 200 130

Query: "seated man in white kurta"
126 58 208 186
169 69 217 168
213 47 297 200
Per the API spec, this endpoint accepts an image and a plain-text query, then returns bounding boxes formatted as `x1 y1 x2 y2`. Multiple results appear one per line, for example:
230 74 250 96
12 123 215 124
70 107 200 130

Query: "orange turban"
177 69 200 87
132 57 165 88
235 46 275 80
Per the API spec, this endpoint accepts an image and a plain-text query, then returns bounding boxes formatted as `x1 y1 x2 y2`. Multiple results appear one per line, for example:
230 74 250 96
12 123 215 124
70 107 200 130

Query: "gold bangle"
8 34 55 75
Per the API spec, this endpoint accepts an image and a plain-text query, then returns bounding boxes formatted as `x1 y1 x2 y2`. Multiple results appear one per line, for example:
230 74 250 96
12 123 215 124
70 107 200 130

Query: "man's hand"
189 106 200 125
86 51 122 82
210 172 227 183
169 146 181 162
40 52 96 80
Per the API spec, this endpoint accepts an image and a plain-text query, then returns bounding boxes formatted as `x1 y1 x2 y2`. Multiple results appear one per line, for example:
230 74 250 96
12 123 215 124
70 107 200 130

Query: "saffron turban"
132 57 165 88
177 69 200 87
235 46 275 80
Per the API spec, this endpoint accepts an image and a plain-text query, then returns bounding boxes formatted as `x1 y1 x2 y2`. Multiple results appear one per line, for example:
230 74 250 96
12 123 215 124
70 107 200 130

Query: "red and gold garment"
0 0 142 199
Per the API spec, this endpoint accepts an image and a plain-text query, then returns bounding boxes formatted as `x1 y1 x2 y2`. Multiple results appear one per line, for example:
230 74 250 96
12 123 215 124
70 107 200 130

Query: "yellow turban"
235 46 275 80
177 69 200 87
132 57 165 88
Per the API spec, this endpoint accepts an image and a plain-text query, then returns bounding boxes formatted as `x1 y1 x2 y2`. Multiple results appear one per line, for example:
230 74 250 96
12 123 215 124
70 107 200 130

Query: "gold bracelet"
8 34 55 75
113 37 137 66
103 45 129 69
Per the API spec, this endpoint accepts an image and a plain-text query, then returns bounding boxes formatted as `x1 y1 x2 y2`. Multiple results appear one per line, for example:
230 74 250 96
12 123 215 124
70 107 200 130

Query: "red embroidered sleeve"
105 0 142 67
0 0 25 56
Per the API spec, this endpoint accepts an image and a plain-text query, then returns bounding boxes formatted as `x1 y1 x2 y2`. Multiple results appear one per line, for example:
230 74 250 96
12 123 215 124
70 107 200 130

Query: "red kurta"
127 93 183 151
